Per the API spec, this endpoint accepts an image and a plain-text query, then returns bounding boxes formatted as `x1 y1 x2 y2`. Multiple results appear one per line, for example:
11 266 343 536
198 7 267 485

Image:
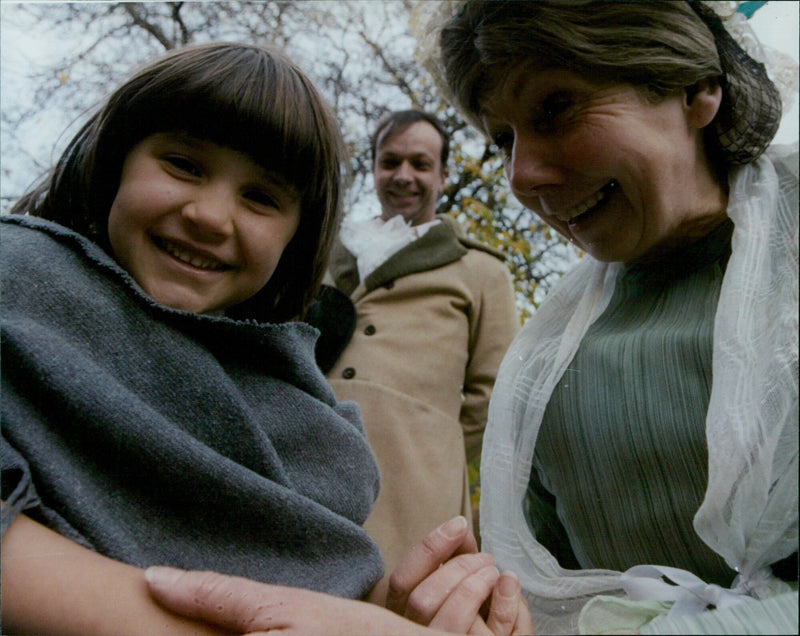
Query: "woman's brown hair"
439 0 780 167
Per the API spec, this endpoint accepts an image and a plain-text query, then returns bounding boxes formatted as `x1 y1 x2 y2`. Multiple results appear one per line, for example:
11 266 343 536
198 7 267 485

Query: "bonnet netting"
480 146 798 634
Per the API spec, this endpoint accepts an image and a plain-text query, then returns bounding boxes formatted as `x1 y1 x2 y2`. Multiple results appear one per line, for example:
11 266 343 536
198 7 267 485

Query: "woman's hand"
144 516 533 635
145 567 450 635
387 516 534 635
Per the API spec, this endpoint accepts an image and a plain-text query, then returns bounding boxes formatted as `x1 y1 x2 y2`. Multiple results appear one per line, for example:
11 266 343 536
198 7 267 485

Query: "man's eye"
164 155 202 176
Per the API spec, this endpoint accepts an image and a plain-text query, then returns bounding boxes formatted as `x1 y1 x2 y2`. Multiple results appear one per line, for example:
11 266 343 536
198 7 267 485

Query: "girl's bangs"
123 46 330 196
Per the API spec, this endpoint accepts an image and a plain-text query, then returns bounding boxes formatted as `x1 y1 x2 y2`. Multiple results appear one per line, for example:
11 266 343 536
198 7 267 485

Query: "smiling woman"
433 1 798 634
479 68 728 263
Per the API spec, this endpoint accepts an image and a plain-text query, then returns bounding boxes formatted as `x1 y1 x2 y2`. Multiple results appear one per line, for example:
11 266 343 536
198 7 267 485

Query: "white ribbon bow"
620 564 756 617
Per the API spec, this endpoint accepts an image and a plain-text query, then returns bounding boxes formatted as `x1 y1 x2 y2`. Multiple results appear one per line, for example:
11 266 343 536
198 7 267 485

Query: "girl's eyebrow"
153 131 301 198
152 131 202 147
257 171 302 201
256 168 295 188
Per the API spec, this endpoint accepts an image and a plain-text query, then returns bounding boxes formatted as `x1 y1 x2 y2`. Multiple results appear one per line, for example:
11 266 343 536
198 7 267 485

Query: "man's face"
373 121 447 226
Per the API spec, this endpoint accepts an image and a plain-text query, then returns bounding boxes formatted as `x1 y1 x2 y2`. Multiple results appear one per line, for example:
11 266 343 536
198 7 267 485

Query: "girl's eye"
163 155 202 177
244 189 280 210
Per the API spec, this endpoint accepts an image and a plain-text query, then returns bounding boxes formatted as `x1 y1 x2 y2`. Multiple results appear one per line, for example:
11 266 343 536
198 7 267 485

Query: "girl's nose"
181 188 235 237
507 135 560 195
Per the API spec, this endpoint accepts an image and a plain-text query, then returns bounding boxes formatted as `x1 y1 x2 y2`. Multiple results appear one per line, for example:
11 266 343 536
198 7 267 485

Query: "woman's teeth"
560 180 618 223
158 238 227 271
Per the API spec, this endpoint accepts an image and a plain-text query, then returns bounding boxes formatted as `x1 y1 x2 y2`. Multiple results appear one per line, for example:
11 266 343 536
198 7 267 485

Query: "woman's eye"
164 155 202 177
536 93 574 132
490 132 514 157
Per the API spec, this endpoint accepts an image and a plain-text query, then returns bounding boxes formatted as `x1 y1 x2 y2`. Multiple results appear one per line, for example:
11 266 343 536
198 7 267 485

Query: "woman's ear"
685 78 723 129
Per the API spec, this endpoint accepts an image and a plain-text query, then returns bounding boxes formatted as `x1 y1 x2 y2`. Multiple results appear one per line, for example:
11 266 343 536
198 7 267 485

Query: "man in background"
326 110 519 593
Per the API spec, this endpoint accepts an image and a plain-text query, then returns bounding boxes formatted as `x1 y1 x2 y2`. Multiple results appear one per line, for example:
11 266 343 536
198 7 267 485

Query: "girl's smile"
152 235 233 272
107 132 301 314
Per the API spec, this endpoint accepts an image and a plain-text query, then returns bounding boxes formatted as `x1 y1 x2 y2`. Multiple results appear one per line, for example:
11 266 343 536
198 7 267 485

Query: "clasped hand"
386 515 533 635
145 516 533 635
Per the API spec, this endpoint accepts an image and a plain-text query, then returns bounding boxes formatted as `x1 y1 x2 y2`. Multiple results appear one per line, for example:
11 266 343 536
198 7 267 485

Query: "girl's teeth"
161 240 225 271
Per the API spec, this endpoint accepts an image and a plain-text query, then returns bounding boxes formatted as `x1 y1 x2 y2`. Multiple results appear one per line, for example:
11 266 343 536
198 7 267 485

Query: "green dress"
528 220 737 586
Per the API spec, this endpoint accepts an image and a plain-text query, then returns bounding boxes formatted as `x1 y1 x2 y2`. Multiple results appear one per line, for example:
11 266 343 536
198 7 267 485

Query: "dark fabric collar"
621 218 734 289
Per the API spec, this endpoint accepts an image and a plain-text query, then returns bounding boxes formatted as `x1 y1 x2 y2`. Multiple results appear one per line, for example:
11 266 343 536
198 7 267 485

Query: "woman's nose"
507 136 559 195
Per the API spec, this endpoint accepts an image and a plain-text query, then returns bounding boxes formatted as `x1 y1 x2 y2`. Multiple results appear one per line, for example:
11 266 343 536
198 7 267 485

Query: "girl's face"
108 132 301 314
479 67 727 263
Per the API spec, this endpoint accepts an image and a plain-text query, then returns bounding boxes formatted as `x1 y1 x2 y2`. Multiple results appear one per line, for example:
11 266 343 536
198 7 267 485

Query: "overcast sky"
1 0 797 207
746 0 799 144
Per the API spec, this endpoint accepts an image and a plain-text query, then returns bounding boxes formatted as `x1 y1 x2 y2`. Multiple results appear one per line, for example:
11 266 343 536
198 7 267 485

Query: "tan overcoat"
327 215 519 573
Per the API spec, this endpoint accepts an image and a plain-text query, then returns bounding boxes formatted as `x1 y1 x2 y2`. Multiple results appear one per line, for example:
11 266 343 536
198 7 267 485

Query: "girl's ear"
685 78 723 129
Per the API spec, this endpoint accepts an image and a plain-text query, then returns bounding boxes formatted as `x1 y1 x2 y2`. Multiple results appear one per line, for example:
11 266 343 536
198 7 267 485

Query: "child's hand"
386 516 534 635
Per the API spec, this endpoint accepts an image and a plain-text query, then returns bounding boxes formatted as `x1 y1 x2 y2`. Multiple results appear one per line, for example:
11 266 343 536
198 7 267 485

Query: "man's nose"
392 161 414 183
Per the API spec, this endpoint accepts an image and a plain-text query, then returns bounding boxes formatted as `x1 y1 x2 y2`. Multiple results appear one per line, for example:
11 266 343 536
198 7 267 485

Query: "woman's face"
479 67 726 263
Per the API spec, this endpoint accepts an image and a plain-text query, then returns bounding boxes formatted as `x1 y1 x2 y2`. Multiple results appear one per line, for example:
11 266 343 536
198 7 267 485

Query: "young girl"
1 41 387 634
2 41 533 636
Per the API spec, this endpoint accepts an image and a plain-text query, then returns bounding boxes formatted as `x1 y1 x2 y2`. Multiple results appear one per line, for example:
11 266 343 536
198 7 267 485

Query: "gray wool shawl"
0 215 384 599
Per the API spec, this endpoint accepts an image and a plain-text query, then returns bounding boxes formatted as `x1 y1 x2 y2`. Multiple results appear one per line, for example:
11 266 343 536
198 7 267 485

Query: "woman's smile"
480 67 727 263
547 180 619 224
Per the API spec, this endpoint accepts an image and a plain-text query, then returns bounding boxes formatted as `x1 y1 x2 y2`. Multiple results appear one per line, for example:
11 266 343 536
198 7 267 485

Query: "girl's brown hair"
13 42 346 322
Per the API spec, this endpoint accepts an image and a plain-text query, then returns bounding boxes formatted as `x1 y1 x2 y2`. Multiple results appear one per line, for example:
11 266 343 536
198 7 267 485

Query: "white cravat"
339 214 440 282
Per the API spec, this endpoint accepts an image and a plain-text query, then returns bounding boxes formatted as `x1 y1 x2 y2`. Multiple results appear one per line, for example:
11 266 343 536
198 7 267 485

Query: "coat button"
364 325 376 336
342 367 356 379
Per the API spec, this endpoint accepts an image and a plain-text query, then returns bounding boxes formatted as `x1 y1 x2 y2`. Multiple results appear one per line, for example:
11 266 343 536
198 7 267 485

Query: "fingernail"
498 572 520 597
480 565 500 581
440 515 468 538
145 566 185 586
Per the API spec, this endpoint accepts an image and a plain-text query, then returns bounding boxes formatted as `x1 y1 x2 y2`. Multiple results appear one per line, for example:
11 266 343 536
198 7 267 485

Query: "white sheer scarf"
480 144 798 634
